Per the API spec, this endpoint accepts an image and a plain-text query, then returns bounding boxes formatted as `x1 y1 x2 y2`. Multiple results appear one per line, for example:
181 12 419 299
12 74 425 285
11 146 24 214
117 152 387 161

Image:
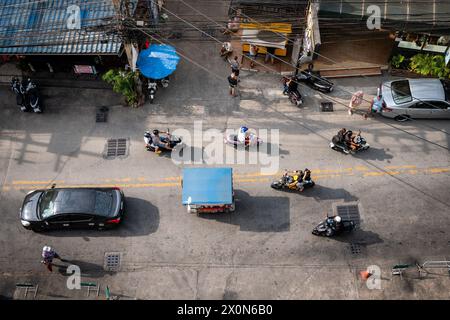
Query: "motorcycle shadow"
301 185 358 202
352 147 393 161
325 229 384 247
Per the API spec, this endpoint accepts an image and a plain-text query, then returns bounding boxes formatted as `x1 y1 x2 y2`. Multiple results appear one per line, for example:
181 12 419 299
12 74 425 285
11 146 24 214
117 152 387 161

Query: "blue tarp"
182 168 233 205
137 44 180 80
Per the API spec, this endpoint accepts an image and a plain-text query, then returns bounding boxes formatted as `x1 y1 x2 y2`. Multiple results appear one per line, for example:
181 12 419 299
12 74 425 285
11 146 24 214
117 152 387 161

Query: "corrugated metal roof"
0 0 137 55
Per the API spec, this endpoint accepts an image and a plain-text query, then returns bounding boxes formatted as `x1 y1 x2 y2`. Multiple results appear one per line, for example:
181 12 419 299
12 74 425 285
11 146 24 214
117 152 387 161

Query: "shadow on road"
301 185 359 202
198 189 290 232
44 197 159 238
55 259 112 278
353 147 393 161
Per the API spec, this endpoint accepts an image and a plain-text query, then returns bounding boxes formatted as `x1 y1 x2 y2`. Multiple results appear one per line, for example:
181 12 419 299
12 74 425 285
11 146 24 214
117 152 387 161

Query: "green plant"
409 53 450 79
102 69 139 107
391 54 405 69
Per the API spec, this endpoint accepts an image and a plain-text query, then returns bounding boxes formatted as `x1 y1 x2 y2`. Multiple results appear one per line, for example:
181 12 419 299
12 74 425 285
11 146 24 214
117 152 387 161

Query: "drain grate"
104 252 121 272
320 101 333 112
349 243 362 255
96 106 109 123
106 138 128 158
336 204 360 227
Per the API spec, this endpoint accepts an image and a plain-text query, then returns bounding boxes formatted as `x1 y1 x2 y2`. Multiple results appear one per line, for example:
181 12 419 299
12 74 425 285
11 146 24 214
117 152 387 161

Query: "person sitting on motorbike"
344 130 354 150
283 77 298 96
237 126 251 145
327 215 342 231
286 170 304 191
150 129 172 153
302 168 311 182
349 130 362 151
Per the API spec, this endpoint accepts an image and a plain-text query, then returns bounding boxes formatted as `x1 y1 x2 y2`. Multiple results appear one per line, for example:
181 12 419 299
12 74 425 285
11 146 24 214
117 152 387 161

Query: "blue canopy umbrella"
137 44 180 80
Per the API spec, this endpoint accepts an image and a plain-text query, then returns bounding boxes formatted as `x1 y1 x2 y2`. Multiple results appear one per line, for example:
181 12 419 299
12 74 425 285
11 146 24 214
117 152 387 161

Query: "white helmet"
334 216 342 223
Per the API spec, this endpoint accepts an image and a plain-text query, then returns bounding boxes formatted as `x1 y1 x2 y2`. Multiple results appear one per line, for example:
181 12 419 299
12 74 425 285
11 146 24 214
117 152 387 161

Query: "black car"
20 187 125 232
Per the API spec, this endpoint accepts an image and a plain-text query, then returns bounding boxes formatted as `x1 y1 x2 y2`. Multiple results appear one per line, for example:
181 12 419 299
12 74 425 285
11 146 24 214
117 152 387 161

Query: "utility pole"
112 0 135 68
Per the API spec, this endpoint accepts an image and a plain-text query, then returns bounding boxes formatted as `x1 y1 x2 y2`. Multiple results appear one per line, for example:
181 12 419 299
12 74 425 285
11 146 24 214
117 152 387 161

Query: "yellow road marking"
385 165 417 170
3 166 449 191
12 180 64 185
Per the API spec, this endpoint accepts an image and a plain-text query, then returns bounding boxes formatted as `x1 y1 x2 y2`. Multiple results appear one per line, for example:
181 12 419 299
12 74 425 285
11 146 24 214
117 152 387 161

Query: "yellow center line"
3 166 449 191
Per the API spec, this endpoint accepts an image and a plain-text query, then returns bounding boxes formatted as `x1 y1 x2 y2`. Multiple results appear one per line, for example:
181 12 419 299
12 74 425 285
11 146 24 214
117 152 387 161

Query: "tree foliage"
102 69 140 107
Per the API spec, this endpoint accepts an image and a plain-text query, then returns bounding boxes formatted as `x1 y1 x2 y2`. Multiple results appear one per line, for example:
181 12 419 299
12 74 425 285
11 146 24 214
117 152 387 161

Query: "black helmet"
153 129 159 135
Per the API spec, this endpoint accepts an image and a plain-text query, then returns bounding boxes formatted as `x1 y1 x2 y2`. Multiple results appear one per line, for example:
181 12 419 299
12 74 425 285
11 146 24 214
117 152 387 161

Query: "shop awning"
0 0 137 55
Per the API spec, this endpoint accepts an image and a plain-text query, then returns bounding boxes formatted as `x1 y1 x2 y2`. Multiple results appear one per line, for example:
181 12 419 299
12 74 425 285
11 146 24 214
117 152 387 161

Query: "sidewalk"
0 62 111 89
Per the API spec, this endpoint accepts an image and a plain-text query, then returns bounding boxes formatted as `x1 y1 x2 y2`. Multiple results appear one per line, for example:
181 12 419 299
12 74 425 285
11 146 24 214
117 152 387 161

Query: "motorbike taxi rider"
146 129 172 154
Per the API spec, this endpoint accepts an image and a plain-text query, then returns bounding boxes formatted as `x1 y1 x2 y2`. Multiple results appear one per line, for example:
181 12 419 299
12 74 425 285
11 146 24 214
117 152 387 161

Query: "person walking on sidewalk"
228 72 238 97
41 245 63 272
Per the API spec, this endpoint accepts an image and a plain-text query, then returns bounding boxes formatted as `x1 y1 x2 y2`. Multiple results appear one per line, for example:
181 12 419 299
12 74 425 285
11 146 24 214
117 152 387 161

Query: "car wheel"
394 115 410 122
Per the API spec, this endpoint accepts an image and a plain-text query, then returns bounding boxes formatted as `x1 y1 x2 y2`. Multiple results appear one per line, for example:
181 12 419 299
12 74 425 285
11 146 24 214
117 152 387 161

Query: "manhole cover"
336 204 360 227
104 252 121 272
105 138 128 158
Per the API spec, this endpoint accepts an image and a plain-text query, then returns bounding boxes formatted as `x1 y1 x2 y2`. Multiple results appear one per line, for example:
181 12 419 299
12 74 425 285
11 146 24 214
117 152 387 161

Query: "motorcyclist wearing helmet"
237 126 250 145
285 170 304 191
327 215 342 232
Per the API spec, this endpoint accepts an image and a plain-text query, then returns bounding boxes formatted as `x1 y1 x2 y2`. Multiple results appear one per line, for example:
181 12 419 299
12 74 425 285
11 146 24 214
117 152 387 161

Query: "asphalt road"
1 0 450 300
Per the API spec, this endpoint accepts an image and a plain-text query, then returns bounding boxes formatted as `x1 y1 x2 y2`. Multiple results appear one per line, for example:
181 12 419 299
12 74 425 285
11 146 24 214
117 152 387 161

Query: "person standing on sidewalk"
41 245 63 272
247 44 259 69
230 56 240 77
228 72 238 97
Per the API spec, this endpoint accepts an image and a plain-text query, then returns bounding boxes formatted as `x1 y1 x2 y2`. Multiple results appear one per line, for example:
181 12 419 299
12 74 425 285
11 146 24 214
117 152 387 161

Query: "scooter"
271 170 315 192
24 78 42 113
296 64 334 93
282 77 303 107
147 79 157 104
220 42 233 61
288 90 303 107
160 77 170 88
330 135 370 154
144 129 183 153
312 216 355 237
10 77 28 112
224 132 263 148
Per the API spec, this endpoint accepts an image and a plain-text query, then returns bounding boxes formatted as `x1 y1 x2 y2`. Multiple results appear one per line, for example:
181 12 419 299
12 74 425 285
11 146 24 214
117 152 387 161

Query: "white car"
380 78 450 121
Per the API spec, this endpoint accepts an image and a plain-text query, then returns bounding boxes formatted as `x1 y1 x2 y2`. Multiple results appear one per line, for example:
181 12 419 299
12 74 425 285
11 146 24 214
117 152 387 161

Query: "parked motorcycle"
24 78 42 113
312 216 355 237
160 76 170 88
10 77 28 112
144 129 183 153
296 65 334 93
147 79 158 104
220 42 233 61
224 131 263 148
271 169 315 192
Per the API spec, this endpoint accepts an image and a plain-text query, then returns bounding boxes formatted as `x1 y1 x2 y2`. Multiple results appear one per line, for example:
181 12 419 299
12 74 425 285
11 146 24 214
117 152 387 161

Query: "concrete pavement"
1 0 450 300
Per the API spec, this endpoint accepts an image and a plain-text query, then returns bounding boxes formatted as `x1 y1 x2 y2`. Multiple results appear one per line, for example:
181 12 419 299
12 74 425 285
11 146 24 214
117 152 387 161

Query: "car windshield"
39 189 113 219
391 80 412 104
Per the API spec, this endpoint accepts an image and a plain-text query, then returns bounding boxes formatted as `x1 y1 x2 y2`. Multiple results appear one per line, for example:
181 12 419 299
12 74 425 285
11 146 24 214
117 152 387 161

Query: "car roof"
43 188 114 215
407 78 445 101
